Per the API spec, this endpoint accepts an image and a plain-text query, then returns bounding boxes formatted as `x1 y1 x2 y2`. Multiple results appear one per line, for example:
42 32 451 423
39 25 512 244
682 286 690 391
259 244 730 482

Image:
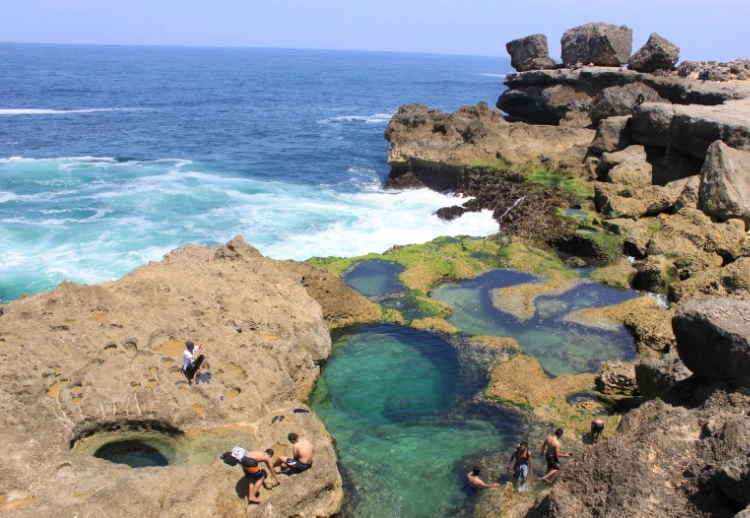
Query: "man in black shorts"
540 428 572 482
274 433 314 473
591 418 605 444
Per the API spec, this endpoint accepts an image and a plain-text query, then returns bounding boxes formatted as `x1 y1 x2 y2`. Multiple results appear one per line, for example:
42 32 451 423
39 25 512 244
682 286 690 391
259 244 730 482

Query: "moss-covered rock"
468 335 522 351
590 258 636 290
409 318 460 334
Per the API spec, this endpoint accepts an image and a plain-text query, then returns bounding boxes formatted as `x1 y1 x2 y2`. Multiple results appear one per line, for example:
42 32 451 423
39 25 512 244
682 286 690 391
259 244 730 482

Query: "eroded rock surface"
507 34 556 72
699 140 750 225
561 23 633 66
629 33 680 73
0 236 343 517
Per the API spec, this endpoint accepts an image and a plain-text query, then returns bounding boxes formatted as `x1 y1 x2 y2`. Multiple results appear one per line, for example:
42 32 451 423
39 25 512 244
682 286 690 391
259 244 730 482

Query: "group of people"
226 433 315 504
182 341 315 504
465 419 605 494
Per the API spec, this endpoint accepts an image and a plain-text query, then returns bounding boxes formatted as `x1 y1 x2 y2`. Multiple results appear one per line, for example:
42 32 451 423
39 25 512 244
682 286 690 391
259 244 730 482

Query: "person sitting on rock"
540 428 572 482
506 440 533 491
182 340 205 385
274 433 314 473
462 467 500 495
590 418 605 444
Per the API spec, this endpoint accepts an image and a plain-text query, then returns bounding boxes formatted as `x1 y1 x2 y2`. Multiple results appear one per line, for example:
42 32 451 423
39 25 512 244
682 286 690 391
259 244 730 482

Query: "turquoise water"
342 260 406 298
431 269 638 376
0 44 511 303
310 324 519 518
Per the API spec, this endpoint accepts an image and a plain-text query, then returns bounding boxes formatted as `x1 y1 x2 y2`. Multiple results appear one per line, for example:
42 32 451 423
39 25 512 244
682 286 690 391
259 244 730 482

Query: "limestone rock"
596 360 638 396
716 453 750 506
699 141 750 225
632 99 750 160
599 145 653 187
561 23 633 66
635 351 691 399
0 236 344 517
506 34 556 72
670 257 750 303
385 102 594 185
594 183 681 218
673 298 750 388
589 83 661 125
589 115 632 155
278 260 381 329
629 33 680 73
603 218 653 258
624 304 676 353
670 175 701 210
632 255 677 293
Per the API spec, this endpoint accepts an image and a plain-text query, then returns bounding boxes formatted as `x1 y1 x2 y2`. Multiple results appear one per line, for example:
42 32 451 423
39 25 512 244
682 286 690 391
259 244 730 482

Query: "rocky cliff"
0 237 347 517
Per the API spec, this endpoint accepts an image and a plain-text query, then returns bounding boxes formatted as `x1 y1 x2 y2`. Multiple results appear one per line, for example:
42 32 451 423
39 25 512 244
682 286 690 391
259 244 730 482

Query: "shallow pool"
431 269 638 376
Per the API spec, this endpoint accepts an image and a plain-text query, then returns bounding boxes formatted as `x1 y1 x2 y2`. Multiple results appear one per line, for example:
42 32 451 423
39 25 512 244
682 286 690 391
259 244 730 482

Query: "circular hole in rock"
94 440 170 468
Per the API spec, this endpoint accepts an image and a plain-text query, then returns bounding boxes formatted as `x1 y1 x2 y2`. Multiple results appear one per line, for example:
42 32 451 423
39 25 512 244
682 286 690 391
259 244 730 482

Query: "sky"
1 0 748 62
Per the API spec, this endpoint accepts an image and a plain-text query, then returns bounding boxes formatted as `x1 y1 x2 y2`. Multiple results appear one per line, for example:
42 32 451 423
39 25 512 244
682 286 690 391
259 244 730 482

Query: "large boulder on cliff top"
629 33 680 73
673 298 750 389
506 34 556 72
716 453 750 506
561 23 633 66
699 140 750 225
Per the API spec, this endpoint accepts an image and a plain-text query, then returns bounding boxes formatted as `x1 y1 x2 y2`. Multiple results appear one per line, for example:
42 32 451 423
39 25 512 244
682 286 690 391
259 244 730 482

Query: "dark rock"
648 148 704 186
635 351 691 399
632 255 677 293
561 23 633 66
699 141 750 225
506 34 556 72
590 83 662 125
596 360 638 396
716 453 750 506
589 115 632 155
673 298 750 389
434 205 466 221
629 33 680 73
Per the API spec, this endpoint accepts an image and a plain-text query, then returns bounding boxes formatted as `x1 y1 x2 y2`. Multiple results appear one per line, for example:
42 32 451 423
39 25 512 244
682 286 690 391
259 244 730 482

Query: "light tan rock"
0 236 343 518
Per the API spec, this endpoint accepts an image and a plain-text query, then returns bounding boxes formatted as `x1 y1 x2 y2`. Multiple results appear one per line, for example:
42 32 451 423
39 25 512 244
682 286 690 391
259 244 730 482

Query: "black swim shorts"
593 423 605 432
546 454 560 470
244 469 266 480
285 458 312 472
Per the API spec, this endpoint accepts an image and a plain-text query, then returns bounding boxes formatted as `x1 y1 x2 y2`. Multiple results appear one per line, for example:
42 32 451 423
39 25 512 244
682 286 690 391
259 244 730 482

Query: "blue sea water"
0 43 512 302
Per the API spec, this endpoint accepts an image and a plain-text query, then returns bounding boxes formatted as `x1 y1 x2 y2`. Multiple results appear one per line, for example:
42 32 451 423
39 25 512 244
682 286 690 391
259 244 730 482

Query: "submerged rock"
561 23 633 66
506 34 556 72
628 33 680 73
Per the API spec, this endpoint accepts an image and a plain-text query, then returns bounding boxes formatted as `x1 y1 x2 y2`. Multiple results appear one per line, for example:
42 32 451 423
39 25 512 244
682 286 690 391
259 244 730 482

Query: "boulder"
670 257 750 303
632 255 677 293
561 23 633 66
589 115 632 155
624 305 676 353
629 33 680 73
596 360 638 396
594 183 682 218
599 145 653 187
635 351 691 399
716 453 750 506
603 218 653 258
506 34 556 72
699 141 750 225
589 83 662 125
669 175 701 210
673 298 750 388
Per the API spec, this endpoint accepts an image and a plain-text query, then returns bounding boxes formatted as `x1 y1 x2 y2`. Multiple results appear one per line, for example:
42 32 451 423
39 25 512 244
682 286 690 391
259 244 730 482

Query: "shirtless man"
182 340 205 385
463 467 500 494
540 428 572 482
590 418 605 444
274 433 314 473
246 448 283 487
506 440 533 490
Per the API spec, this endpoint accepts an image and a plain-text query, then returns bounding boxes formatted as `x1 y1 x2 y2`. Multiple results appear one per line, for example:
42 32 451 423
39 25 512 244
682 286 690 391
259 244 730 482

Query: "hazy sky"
2 0 748 61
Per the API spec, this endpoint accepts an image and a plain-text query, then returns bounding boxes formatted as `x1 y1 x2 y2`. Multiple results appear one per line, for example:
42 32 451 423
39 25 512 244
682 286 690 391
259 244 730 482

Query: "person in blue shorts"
506 440 533 491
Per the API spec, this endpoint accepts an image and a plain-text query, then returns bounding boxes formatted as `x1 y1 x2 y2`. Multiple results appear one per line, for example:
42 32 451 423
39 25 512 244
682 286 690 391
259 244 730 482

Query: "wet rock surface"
0 236 343 517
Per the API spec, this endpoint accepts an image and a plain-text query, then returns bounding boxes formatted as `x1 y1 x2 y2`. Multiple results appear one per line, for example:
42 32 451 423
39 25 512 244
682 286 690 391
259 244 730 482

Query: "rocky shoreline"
382 22 750 518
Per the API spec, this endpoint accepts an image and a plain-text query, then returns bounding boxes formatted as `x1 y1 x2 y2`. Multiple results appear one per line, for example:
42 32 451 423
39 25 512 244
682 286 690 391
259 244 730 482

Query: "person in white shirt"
182 340 205 385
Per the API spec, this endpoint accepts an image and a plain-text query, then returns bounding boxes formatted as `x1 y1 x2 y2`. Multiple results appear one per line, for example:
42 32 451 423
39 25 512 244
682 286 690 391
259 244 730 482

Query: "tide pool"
310 324 519 518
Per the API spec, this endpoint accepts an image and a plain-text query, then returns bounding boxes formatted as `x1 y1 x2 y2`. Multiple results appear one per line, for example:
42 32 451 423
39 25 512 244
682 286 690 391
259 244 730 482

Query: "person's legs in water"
515 463 529 491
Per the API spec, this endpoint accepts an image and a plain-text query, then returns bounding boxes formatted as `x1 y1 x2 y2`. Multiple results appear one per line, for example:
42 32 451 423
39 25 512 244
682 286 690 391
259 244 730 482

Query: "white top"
183 348 194 370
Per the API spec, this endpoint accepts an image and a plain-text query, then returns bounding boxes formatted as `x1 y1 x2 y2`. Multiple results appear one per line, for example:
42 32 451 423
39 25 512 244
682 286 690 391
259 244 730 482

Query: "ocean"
0 43 512 303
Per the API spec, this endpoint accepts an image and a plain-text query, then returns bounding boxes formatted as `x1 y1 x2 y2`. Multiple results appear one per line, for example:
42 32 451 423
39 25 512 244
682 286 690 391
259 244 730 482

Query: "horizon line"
0 40 510 60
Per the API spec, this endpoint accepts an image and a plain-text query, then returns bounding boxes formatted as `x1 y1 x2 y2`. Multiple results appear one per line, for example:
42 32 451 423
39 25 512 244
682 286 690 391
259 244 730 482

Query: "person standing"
506 440 533 491
182 340 205 385
540 428 572 482
245 448 283 487
590 418 605 444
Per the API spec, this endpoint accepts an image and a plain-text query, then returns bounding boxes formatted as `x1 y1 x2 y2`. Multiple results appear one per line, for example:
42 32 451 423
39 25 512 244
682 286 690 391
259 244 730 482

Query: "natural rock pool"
317 265 640 516
310 324 520 517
